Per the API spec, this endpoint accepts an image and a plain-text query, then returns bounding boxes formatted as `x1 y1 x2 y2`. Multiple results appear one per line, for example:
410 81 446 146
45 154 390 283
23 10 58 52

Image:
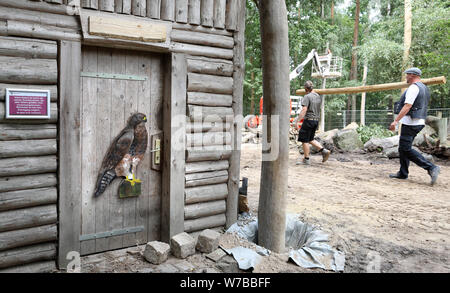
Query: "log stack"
0 35 58 273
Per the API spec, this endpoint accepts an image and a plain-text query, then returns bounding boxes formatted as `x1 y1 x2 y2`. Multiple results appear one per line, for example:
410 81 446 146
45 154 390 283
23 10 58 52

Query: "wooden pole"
360 63 368 126
401 0 412 94
296 76 446 95
257 0 289 253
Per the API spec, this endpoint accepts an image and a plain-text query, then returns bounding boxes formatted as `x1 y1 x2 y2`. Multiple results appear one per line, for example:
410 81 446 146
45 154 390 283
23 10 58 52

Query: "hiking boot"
429 166 440 185
296 158 310 165
321 149 331 163
389 173 407 180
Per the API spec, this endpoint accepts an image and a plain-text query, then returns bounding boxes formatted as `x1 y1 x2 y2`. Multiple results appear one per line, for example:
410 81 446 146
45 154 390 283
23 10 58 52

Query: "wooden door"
79 46 163 255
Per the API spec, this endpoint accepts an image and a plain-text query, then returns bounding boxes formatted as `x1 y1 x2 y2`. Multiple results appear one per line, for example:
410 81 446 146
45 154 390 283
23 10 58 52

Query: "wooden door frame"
58 43 186 269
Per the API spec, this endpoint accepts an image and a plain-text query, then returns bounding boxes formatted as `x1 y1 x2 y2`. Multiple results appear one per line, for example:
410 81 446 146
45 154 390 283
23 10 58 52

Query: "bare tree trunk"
258 0 289 253
401 0 412 94
350 0 360 123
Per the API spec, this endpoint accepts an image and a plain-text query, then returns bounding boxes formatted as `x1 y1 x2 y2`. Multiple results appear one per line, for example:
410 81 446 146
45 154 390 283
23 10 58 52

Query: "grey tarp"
225 214 345 272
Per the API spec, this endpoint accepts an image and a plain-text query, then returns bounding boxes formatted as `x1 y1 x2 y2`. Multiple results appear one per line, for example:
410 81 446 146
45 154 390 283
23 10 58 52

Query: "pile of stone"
143 229 222 265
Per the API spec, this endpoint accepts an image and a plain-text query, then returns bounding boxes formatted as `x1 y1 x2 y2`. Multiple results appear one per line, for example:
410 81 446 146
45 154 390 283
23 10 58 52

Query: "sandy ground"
79 142 449 274
240 142 450 273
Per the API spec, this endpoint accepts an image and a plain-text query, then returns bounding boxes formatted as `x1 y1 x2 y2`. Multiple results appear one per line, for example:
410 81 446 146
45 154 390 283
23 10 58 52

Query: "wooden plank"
225 0 238 31
213 0 226 29
0 125 57 141
45 0 63 4
187 92 232 106
99 0 115 12
146 0 161 19
171 42 233 60
185 159 228 174
0 7 79 30
82 0 99 9
187 105 234 121
0 0 69 15
184 213 226 232
58 39 81 269
107 48 127 250
0 174 57 193
160 0 175 21
186 121 231 132
173 22 233 36
295 76 447 95
121 52 140 248
188 0 201 25
175 0 188 23
186 147 232 162
115 0 131 14
185 170 228 187
148 54 163 242
186 131 231 147
5 20 81 42
0 260 56 273
0 102 58 124
135 52 151 245
161 53 186 243
0 242 56 269
187 58 233 76
0 224 57 251
0 156 57 177
0 139 57 158
88 15 166 42
187 73 233 94
0 187 57 212
201 0 214 27
0 36 57 59
80 46 98 255
0 56 57 84
185 183 228 204
132 0 146 16
0 205 57 233
184 200 226 219
227 0 245 228
0 84 58 102
94 47 113 253
171 29 234 48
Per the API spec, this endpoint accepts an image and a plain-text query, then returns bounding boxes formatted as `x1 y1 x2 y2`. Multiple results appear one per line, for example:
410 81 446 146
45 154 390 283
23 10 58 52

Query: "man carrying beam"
388 67 440 185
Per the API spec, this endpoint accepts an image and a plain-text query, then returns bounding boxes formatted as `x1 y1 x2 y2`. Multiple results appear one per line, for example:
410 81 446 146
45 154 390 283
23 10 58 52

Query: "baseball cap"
404 67 422 76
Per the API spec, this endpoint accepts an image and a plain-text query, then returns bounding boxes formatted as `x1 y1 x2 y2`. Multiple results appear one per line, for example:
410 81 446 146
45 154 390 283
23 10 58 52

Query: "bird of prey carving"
94 112 148 197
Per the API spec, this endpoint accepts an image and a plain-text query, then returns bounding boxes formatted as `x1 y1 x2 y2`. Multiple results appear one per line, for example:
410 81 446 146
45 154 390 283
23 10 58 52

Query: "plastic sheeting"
225 214 345 272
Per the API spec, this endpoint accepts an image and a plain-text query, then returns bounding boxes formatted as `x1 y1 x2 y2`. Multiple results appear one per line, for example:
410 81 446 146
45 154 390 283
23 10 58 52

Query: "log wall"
0 35 58 273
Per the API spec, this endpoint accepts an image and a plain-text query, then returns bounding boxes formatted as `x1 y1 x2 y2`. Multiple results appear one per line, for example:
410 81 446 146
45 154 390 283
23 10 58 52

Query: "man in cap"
296 80 331 165
389 67 440 185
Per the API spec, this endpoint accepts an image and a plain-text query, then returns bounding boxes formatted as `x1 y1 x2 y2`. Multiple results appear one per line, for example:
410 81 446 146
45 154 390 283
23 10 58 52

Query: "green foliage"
356 124 395 144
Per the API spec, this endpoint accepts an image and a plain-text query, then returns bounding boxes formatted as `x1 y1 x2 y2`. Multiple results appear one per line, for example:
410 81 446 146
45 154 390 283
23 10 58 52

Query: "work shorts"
297 119 319 143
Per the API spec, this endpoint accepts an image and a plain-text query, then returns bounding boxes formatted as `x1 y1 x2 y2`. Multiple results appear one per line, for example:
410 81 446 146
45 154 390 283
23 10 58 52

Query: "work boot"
321 149 331 163
389 173 407 180
428 166 440 185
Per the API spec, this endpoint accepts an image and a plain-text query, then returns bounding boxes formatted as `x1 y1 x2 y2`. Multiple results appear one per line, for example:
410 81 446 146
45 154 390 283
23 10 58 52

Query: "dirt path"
240 143 450 273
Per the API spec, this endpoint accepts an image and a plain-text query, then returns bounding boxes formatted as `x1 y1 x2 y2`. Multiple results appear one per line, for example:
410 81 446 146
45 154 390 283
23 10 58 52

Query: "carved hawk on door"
94 112 148 197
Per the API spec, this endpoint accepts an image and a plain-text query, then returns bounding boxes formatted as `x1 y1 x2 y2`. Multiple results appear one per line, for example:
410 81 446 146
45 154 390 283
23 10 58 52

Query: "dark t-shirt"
302 92 322 119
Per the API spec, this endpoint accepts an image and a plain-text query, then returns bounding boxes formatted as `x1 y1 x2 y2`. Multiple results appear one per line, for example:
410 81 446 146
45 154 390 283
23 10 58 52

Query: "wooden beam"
0 174 57 193
0 243 56 270
161 53 186 243
58 40 82 270
295 76 447 96
0 139 57 158
184 213 226 232
0 205 57 233
0 224 57 251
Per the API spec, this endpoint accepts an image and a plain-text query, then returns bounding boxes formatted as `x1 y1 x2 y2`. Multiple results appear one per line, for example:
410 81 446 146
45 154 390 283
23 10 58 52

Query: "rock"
144 241 171 265
171 232 196 259
333 129 364 151
364 135 399 152
196 229 221 253
173 260 196 272
426 115 440 133
216 255 240 273
206 248 227 262
157 263 179 273
344 122 359 130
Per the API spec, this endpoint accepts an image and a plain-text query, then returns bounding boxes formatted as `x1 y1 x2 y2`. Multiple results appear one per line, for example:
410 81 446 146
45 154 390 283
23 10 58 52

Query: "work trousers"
398 124 435 178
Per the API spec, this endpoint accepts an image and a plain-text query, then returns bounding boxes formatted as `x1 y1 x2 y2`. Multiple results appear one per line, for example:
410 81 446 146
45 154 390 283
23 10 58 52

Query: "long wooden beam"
295 76 446 96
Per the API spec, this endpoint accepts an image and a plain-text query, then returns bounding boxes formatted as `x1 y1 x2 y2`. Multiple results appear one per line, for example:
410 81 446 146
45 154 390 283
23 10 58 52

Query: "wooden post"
225 0 244 229
320 78 326 132
58 40 82 270
257 0 289 253
161 53 186 242
360 63 368 126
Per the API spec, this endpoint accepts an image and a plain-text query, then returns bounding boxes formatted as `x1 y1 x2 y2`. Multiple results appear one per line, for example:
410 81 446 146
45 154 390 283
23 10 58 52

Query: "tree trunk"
331 0 334 24
257 0 289 253
250 56 255 114
350 0 360 123
401 0 412 94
